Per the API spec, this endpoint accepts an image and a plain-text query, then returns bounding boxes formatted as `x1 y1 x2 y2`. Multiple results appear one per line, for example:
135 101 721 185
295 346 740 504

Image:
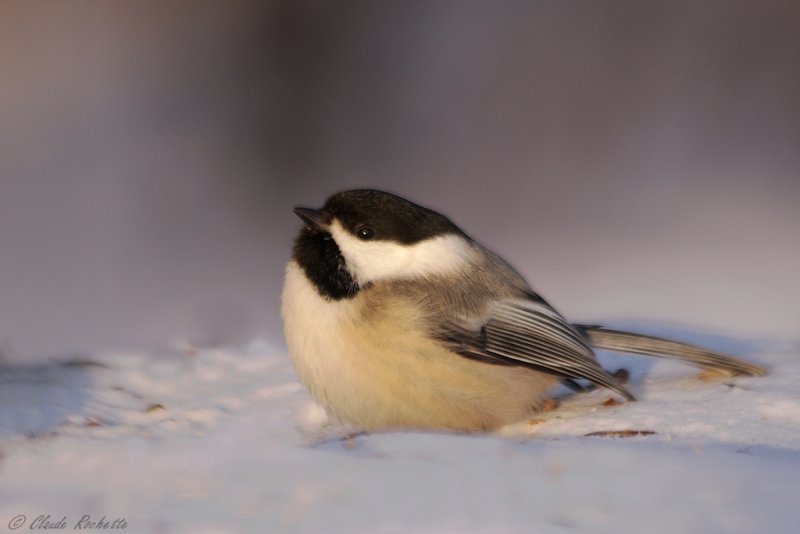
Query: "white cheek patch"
329 220 473 284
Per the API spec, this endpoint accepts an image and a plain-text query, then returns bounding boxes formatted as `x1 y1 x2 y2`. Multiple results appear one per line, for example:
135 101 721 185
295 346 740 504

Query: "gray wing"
438 297 635 400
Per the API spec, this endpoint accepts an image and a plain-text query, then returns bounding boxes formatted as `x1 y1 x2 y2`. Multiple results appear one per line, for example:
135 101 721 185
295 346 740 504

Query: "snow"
1 328 799 534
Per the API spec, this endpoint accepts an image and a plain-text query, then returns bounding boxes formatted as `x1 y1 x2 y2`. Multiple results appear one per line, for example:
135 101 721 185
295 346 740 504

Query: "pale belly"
281 261 557 432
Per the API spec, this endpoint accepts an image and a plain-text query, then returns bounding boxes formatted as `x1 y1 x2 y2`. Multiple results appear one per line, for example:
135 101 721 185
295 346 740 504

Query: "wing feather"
439 299 634 400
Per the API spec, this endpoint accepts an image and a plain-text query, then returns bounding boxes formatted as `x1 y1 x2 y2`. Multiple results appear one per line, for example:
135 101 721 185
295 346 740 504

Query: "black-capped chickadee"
282 189 766 432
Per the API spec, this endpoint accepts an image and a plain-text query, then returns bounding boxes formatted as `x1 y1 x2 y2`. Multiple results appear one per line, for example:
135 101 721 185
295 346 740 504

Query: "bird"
281 189 766 432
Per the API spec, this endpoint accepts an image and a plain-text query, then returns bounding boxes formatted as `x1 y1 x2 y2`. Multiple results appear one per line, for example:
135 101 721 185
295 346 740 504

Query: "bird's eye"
357 226 375 240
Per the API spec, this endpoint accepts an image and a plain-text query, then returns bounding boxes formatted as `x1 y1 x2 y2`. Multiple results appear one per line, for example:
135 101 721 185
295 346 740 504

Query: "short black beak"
293 207 328 231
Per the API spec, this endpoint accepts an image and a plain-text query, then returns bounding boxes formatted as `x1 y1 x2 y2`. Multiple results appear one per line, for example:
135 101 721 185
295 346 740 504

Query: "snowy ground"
1 325 799 534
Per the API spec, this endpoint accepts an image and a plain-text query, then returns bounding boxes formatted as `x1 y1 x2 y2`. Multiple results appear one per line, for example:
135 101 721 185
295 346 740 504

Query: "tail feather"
576 326 768 377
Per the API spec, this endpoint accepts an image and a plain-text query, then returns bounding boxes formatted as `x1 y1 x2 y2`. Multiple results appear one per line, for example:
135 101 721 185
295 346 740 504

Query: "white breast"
281 260 358 412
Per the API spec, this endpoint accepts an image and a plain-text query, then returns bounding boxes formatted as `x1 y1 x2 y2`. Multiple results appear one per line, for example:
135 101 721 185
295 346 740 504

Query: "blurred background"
1 1 798 359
